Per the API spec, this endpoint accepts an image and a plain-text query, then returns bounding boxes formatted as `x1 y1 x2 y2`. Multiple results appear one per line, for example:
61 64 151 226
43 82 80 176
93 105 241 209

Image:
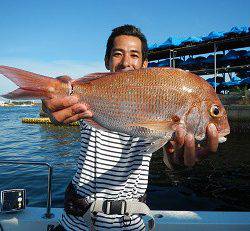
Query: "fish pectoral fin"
145 136 173 154
128 120 178 132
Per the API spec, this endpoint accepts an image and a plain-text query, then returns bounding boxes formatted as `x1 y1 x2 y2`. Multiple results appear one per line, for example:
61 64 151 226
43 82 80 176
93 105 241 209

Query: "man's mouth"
116 67 134 72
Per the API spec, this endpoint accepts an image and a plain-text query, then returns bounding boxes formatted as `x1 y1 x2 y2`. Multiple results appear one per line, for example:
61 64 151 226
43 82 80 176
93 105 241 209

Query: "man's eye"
113 53 122 57
131 54 139 58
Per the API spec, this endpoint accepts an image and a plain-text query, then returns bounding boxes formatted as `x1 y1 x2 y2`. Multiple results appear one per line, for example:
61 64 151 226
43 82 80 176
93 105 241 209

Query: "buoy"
21 117 79 126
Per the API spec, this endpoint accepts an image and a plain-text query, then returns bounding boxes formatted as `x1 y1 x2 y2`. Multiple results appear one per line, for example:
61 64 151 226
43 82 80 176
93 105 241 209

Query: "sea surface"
0 106 249 211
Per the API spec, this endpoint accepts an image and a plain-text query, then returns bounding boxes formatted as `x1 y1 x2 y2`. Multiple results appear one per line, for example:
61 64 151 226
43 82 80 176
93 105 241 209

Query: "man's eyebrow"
130 49 140 53
112 48 140 53
112 48 124 52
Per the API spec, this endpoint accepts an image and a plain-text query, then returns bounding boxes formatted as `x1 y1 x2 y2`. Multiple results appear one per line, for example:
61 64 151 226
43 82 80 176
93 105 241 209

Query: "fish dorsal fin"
128 119 180 132
72 72 117 84
55 75 72 83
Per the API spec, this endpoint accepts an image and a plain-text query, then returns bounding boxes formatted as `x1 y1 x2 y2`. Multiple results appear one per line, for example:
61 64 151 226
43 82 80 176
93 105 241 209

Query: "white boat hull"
1 207 250 230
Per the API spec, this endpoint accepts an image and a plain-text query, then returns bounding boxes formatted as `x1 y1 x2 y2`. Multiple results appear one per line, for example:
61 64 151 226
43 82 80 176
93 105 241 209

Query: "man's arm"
163 123 219 168
42 96 93 124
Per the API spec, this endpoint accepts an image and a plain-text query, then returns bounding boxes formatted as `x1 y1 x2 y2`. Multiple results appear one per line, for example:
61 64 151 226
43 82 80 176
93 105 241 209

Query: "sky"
0 0 249 98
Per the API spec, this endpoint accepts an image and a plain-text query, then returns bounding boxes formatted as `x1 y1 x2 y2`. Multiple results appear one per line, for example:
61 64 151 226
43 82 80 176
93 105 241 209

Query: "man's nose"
120 54 130 67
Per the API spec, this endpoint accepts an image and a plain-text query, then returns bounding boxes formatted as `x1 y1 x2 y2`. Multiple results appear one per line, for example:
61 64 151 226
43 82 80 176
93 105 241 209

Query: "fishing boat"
0 161 250 231
1 27 250 229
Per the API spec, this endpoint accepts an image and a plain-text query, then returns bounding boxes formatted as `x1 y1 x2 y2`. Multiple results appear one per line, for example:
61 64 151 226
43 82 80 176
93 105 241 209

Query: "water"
0 106 249 211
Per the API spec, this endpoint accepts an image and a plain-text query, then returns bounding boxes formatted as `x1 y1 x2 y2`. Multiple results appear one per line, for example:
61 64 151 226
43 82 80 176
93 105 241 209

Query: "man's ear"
142 59 148 68
105 57 110 70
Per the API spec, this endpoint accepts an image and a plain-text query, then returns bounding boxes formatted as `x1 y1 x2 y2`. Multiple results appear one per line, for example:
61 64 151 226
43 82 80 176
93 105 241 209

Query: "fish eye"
210 105 221 117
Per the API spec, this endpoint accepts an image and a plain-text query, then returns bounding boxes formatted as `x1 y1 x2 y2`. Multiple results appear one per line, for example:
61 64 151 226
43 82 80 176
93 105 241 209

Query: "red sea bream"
0 65 230 152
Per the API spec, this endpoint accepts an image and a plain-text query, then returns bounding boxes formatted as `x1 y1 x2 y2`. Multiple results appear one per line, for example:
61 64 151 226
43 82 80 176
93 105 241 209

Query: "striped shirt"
61 120 152 230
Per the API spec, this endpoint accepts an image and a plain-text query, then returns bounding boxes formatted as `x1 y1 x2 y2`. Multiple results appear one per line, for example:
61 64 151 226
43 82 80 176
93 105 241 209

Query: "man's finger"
206 123 219 153
174 126 185 150
63 112 92 124
52 104 91 123
45 96 79 111
183 134 196 167
165 141 175 154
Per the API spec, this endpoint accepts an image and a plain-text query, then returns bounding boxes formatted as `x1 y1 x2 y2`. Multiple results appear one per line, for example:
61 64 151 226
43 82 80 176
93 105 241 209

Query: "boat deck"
1 207 250 231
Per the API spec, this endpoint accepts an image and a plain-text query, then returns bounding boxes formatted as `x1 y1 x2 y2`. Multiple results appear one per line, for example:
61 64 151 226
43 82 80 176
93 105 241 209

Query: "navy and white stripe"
61 120 152 230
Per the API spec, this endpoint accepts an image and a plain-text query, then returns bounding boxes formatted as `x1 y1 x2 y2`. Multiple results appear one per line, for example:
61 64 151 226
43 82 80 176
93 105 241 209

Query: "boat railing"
0 160 53 219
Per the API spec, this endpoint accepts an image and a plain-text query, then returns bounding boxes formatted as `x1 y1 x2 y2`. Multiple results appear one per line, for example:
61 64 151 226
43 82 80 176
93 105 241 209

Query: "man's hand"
164 123 219 168
42 96 93 124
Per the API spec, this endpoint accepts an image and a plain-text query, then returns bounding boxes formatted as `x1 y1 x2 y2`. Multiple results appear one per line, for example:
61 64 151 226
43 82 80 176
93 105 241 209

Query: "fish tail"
0 65 67 100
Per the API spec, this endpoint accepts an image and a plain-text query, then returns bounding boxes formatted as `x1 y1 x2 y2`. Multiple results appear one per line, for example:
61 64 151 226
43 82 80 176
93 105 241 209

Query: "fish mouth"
218 128 230 143
218 136 227 143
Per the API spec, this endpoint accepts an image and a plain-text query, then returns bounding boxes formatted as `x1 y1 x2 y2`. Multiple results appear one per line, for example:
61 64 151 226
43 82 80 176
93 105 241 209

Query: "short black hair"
105 24 148 63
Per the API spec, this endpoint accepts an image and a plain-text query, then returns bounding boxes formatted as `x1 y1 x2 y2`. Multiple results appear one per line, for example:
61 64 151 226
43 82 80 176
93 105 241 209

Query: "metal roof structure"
148 34 250 61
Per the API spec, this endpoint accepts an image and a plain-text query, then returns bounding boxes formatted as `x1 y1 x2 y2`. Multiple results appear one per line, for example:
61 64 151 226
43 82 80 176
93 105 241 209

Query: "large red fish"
0 65 230 153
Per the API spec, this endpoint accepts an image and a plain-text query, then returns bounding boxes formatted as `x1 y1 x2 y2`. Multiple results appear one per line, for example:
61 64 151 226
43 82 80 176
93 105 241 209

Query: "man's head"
105 24 148 72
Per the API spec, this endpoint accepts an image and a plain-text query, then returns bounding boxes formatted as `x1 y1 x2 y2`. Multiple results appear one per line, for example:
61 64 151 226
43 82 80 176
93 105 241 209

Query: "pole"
169 50 172 67
214 43 217 92
0 160 54 219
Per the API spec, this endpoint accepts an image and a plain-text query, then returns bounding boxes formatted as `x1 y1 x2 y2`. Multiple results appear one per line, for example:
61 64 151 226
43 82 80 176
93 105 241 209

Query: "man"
45 25 219 230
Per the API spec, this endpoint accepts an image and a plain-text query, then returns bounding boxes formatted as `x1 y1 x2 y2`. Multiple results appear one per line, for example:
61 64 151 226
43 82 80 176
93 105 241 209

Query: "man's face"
106 35 148 72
